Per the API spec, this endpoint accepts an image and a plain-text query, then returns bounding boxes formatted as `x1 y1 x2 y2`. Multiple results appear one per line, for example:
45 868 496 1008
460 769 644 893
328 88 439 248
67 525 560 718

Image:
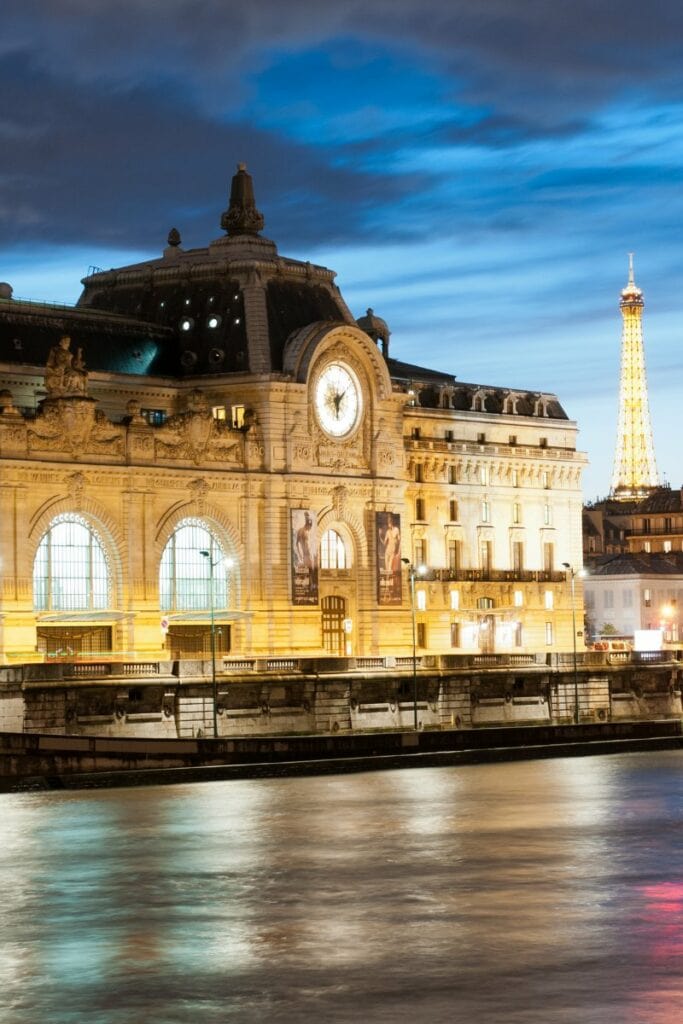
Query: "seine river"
1 751 682 1024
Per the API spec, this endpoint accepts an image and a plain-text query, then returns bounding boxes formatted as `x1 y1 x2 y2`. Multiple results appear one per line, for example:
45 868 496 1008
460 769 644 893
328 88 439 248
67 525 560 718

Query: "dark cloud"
0 49 412 250
5 1 683 116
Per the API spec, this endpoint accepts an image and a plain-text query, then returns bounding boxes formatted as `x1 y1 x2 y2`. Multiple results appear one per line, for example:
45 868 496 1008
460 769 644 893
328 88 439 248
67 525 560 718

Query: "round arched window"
159 518 231 611
33 514 111 611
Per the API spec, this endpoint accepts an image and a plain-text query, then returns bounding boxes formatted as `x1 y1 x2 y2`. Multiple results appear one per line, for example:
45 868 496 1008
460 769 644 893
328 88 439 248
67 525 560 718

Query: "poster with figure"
376 511 402 605
291 508 319 605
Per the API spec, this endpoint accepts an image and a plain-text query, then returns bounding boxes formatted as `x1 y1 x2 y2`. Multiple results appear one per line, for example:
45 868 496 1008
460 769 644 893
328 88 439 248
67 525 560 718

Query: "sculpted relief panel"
0 340 255 469
154 390 244 465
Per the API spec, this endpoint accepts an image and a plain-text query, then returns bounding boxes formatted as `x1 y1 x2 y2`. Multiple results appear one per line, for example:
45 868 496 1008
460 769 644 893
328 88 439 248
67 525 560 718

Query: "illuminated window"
212 405 227 421
320 529 347 570
416 589 427 611
545 590 554 610
232 405 245 429
644 588 652 607
33 514 110 611
482 500 490 523
141 408 166 426
513 590 523 607
543 503 552 525
159 519 230 612
450 589 460 610
477 596 494 610
479 465 488 485
542 471 549 488
545 622 553 645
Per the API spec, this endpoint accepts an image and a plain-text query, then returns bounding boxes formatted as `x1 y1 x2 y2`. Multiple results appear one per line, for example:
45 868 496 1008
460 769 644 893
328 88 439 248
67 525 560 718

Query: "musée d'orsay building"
0 165 586 666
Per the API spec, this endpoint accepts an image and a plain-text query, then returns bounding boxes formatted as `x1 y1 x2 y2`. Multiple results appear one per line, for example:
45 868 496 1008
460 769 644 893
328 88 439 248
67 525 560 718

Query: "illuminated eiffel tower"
610 255 659 500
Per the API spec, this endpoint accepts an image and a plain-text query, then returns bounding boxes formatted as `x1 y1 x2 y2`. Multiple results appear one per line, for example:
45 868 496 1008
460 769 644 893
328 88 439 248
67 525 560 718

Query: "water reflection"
1 751 682 1023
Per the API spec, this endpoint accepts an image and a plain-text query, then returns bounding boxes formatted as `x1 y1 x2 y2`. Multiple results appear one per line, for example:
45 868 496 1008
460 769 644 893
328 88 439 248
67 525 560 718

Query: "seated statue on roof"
45 335 88 396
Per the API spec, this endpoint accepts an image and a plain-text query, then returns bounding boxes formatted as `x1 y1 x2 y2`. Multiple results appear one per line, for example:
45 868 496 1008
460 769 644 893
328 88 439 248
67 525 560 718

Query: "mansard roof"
0 298 176 376
387 357 568 419
590 552 683 576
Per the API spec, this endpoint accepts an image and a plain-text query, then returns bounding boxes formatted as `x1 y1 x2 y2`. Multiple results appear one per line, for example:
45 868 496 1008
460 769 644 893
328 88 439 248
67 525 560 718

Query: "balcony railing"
428 568 567 584
624 527 682 537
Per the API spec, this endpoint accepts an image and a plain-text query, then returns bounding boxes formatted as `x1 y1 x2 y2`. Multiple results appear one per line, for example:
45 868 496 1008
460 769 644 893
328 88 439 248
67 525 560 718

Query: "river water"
1 751 682 1024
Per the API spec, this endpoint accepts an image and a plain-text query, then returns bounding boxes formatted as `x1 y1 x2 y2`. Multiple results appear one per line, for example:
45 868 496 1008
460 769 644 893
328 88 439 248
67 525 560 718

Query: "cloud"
0 49 413 250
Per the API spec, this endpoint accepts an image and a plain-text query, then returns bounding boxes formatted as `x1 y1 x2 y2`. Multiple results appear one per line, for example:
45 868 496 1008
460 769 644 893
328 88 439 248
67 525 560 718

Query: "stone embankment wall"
0 655 680 740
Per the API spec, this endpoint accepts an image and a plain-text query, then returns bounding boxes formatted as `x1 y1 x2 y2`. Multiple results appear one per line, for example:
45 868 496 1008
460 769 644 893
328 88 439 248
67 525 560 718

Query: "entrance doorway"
165 624 230 660
321 596 346 655
37 625 113 658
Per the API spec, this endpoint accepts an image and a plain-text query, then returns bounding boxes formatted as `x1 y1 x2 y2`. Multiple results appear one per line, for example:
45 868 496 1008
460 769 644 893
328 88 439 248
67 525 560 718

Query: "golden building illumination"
0 164 587 673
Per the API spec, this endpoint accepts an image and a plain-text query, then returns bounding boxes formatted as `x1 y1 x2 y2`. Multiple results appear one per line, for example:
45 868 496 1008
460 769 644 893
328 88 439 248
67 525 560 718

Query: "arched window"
33 514 111 611
159 518 230 611
320 529 347 570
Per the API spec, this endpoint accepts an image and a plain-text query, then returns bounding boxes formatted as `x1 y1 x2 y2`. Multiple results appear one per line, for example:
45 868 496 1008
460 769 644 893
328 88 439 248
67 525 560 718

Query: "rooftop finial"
621 251 642 303
220 163 264 237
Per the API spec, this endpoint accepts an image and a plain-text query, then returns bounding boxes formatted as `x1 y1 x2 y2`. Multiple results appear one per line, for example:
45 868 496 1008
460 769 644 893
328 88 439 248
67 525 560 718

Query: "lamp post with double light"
199 549 233 739
402 558 426 730
562 562 580 725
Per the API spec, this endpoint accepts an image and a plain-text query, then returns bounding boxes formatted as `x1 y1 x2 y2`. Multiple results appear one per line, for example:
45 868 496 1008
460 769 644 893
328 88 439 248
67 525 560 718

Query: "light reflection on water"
1 751 682 1023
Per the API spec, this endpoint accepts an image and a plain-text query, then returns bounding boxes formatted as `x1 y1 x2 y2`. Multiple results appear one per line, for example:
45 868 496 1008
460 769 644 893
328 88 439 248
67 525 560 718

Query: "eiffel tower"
610 255 659 500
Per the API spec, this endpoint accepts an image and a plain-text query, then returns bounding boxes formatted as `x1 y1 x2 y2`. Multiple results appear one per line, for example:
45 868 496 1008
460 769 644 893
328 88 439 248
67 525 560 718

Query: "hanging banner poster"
291 508 319 605
376 511 402 605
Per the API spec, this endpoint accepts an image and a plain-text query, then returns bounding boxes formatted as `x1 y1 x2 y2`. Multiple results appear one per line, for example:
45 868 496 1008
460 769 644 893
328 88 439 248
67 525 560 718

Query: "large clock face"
314 361 362 437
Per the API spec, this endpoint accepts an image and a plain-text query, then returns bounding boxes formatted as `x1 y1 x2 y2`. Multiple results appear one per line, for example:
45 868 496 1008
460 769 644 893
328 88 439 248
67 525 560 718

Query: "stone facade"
0 166 587 668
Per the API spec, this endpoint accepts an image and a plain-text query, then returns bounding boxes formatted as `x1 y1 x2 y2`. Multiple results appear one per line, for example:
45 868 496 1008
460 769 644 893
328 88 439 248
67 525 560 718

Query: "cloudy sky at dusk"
3 0 683 499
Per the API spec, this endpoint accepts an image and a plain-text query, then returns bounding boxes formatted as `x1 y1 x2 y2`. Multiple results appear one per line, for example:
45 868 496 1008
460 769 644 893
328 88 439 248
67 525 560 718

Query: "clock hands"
332 387 347 416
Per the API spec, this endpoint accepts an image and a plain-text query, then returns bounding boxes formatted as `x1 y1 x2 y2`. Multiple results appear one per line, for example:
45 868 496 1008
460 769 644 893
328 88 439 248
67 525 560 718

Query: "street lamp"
199 549 233 739
562 562 580 725
660 603 674 644
402 558 426 730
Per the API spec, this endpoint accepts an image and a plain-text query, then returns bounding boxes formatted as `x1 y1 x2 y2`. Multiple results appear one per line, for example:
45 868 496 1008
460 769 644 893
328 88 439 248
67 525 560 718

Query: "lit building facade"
0 165 586 666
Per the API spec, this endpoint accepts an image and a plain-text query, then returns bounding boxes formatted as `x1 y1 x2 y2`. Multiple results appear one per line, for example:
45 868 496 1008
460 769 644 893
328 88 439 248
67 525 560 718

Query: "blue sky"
3 1 683 499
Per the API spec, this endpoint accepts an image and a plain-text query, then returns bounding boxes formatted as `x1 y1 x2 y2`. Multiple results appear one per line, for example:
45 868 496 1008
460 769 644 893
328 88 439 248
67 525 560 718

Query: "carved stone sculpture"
45 336 88 396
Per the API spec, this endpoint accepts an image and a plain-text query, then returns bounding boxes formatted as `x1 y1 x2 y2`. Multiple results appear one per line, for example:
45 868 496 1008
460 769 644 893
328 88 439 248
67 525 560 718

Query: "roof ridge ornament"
220 163 265 237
